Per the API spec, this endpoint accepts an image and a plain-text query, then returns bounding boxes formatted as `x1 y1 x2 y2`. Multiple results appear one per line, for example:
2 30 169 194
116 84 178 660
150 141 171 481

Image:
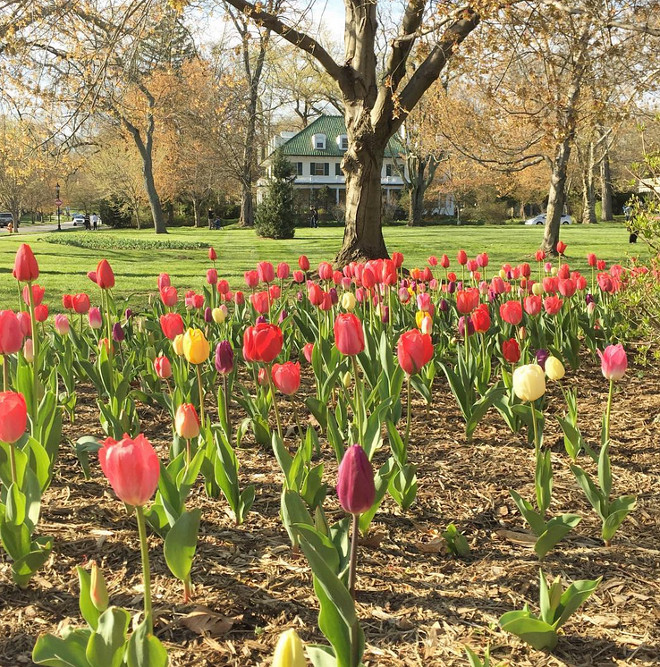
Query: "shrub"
255 149 296 239
43 234 209 251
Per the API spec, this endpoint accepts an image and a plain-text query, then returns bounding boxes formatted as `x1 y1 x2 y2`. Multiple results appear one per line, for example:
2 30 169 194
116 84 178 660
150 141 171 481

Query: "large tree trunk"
239 175 254 227
542 138 572 254
600 148 613 221
335 113 388 265
407 154 424 227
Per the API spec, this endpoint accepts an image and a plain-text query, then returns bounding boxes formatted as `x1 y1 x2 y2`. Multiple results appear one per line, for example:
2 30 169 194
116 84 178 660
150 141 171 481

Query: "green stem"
348 512 360 598
26 283 38 422
7 439 17 485
135 506 153 633
266 363 283 439
604 378 614 444
186 438 191 468
531 398 540 454
351 355 363 445
293 399 304 441
222 373 231 435
196 364 205 425
404 374 412 449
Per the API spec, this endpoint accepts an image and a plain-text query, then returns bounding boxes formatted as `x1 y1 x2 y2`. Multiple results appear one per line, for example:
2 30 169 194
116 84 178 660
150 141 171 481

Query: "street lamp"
55 183 61 232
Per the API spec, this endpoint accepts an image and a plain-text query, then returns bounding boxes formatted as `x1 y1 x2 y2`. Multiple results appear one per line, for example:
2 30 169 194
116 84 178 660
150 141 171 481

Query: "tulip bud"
154 355 172 379
0 391 28 443
587 301 596 315
545 356 565 381
54 314 70 336
535 348 550 369
90 562 109 612
175 403 201 439
212 307 226 324
88 307 103 329
337 445 376 514
341 291 357 311
258 367 269 386
342 371 352 389
215 341 234 374
512 364 546 402
272 628 306 667
112 322 125 343
23 338 34 362
173 333 185 356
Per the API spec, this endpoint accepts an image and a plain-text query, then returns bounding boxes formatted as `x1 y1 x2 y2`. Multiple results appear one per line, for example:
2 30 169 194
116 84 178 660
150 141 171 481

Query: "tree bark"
600 147 614 220
581 142 597 224
335 113 388 265
542 137 572 254
192 197 201 228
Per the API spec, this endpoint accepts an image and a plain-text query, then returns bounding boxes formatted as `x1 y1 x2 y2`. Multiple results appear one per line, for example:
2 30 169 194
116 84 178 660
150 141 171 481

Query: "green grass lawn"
0 222 647 311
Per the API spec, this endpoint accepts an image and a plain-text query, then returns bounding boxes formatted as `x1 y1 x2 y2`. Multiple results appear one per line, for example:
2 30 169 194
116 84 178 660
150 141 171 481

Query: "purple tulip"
112 322 125 342
458 316 475 338
585 293 595 305
380 305 389 324
337 445 376 514
124 308 133 320
278 309 288 324
329 288 339 305
256 315 267 325
439 298 449 313
535 348 550 369
447 281 456 294
204 307 213 323
215 341 234 374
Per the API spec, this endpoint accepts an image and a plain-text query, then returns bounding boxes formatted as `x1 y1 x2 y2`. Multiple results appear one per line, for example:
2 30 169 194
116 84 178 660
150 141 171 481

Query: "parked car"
524 213 573 225
0 212 13 227
72 214 85 226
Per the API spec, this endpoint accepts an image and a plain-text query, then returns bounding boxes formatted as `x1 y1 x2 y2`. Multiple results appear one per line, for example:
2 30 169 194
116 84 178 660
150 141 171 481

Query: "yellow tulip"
341 291 356 311
272 629 306 667
532 282 544 296
499 269 507 280
212 307 226 324
172 333 185 356
512 364 546 402
545 356 565 381
183 328 210 364
342 371 352 389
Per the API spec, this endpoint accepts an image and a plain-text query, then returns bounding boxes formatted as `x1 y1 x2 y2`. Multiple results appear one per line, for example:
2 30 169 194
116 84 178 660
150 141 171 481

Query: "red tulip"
257 261 275 283
23 284 45 307
318 262 333 281
16 311 31 337
587 253 597 267
428 255 438 267
13 244 39 282
440 254 450 269
96 260 115 289
277 262 290 280
62 294 73 310
243 323 283 363
244 270 259 288
184 290 204 310
598 344 627 381
0 311 23 355
0 391 28 443
524 295 542 316
471 304 491 334
477 252 489 268
209 247 217 261
334 313 365 356
502 338 520 363
543 295 563 315
160 313 185 340
456 289 479 314
272 361 301 395
72 293 91 314
160 286 178 307
556 241 567 255
269 284 281 301
98 434 159 506
154 355 172 379
206 269 218 285
361 268 375 289
500 300 523 325
234 291 245 305
157 273 171 290
217 279 230 295
576 275 587 291
457 249 468 265
292 270 305 283
307 283 324 307
302 342 314 363
34 304 49 322
598 273 613 292
597 259 606 271
535 249 546 262
251 290 270 314
392 251 404 268
337 445 375 515
298 255 310 271
396 330 434 375
558 278 576 298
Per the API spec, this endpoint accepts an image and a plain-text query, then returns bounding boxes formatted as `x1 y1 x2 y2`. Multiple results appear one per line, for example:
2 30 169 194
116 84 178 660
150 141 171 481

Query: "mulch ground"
1 355 659 667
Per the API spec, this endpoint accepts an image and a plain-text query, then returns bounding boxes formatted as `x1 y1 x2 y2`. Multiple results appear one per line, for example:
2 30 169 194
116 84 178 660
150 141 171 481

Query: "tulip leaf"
306 644 338 667
534 514 581 560
164 509 201 584
597 442 612 499
32 628 93 667
125 617 168 667
77 567 101 631
499 611 558 650
554 576 602 629
85 607 130 667
12 535 53 588
358 458 395 534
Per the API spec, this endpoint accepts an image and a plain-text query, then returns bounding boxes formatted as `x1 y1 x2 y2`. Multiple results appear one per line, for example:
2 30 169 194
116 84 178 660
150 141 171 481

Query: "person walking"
91 212 99 231
309 206 319 229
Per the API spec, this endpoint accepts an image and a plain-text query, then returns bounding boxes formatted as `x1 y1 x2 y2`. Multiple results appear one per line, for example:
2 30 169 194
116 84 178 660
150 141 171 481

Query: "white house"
258 115 406 207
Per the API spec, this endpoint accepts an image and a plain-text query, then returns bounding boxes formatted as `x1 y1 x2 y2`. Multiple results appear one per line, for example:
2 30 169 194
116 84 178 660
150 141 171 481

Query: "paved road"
0 221 84 236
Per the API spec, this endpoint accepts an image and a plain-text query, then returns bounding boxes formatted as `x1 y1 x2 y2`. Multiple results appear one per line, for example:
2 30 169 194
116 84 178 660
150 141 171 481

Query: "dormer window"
337 134 349 150
312 133 326 150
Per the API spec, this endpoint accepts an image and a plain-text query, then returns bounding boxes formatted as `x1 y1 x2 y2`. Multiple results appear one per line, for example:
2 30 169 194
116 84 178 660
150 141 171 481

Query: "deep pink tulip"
337 445 375 514
598 344 627 381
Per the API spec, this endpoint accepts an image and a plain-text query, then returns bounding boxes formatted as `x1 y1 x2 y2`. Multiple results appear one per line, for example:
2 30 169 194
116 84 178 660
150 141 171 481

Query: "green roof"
277 115 403 158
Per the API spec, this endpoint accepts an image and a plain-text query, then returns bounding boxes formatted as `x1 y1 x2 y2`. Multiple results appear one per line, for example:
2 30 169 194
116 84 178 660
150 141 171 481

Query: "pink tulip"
337 445 375 514
598 344 627 381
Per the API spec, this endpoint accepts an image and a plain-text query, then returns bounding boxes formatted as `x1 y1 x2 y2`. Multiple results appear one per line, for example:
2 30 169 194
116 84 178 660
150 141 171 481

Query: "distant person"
91 212 99 230
309 206 319 229
84 214 90 230
6 221 13 234
213 217 222 230
623 204 637 243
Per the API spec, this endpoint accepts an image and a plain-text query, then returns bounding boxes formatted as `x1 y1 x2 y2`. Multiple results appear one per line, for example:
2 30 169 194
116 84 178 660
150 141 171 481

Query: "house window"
310 162 329 176
385 164 393 177
337 134 349 150
335 163 342 176
296 162 303 176
312 133 326 150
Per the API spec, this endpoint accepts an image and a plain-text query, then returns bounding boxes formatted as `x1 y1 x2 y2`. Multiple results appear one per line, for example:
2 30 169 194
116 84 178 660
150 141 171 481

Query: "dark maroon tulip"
337 445 375 515
215 341 234 374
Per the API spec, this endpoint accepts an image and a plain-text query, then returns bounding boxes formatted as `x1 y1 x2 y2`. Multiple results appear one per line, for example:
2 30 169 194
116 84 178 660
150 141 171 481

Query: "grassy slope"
0 222 647 311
